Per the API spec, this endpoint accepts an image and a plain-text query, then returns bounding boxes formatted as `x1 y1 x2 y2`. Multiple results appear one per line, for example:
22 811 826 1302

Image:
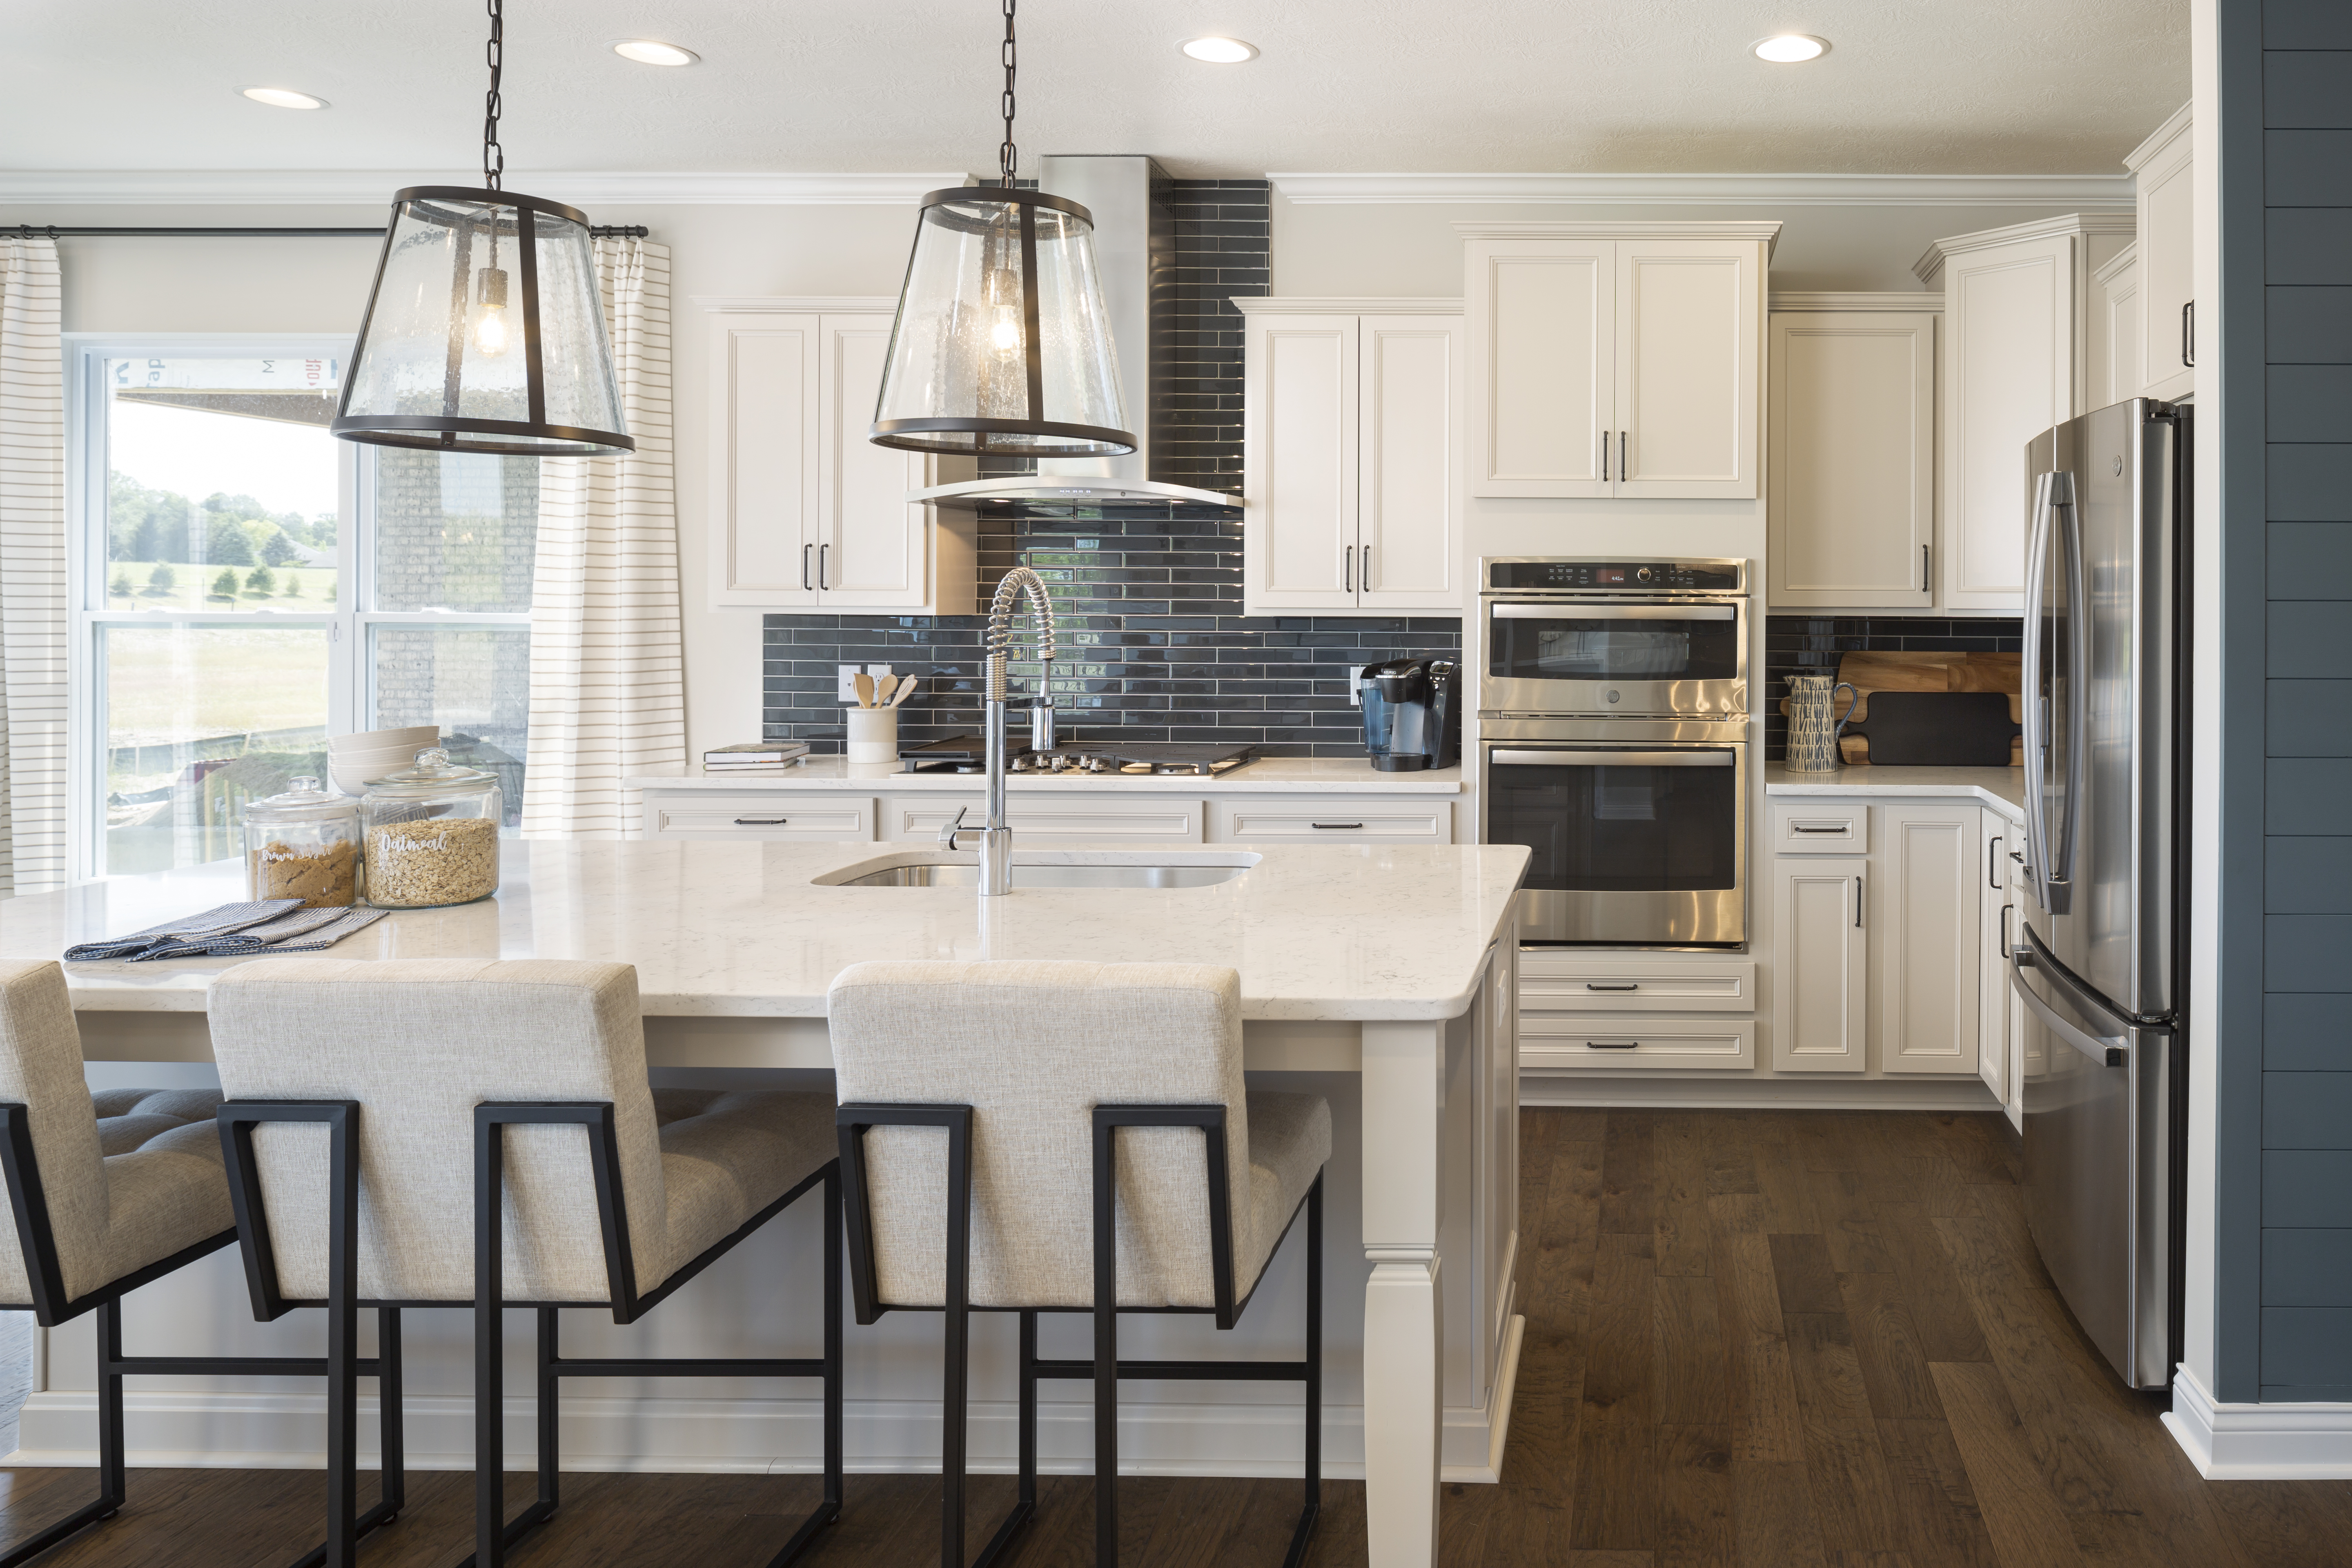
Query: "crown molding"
2092 241 2140 285
1911 210 2138 284
1768 291 1943 312
1456 218 1782 257
0 170 970 207
1272 172 2136 209
2123 102 2194 174
694 295 902 314
1229 296 1464 316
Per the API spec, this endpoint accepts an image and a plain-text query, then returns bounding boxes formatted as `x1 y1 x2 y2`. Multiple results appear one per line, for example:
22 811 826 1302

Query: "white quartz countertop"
1764 762 2026 818
7 840 1528 1023
630 757 1463 794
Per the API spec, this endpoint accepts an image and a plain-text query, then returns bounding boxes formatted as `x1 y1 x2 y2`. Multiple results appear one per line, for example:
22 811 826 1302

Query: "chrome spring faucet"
939 566 1058 894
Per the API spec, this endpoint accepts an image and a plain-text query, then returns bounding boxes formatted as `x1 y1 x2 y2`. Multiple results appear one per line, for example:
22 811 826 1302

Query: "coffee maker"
1359 658 1461 772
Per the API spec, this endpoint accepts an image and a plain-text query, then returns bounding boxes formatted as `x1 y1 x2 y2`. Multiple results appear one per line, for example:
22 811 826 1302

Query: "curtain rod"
11 223 652 239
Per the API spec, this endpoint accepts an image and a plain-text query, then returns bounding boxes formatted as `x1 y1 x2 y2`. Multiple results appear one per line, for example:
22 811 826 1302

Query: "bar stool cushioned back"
829 958 1331 1310
0 959 231 1305
208 956 829 1303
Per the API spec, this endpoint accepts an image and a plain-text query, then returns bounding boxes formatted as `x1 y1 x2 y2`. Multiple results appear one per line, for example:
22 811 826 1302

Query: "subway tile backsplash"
762 503 1461 757
1764 614 2024 761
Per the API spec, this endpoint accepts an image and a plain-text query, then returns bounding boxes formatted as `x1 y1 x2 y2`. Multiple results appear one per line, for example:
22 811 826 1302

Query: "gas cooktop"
897 736 1258 777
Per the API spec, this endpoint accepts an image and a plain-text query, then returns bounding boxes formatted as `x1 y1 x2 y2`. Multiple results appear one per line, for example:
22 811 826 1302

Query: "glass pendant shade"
871 186 1135 457
332 187 632 457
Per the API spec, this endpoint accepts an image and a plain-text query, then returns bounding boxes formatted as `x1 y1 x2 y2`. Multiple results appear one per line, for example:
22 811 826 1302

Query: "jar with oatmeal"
244 777 362 909
359 748 503 908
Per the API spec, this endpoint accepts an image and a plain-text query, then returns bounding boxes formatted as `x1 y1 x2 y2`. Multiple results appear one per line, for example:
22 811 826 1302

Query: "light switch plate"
836 665 863 702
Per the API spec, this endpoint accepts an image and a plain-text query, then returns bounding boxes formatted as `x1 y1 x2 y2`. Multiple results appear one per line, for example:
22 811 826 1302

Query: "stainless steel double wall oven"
1479 558 1750 947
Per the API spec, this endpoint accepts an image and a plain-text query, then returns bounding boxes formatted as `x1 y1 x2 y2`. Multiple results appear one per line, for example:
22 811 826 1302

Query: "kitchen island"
0 838 1528 1568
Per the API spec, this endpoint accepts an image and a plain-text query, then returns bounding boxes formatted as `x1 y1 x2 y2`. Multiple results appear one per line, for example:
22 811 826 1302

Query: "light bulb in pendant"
983 266 1023 363
473 266 511 357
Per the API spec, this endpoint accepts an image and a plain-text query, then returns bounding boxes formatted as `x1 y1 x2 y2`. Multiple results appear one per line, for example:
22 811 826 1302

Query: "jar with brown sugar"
243 776 363 909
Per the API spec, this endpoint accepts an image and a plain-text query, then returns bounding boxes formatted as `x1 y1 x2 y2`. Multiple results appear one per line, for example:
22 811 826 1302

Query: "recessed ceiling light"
1752 34 1829 63
612 38 699 67
1181 37 1258 63
240 86 329 109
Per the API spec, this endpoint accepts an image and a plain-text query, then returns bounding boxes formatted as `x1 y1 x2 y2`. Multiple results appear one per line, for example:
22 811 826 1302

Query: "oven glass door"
1482 600 1746 716
1483 743 1746 945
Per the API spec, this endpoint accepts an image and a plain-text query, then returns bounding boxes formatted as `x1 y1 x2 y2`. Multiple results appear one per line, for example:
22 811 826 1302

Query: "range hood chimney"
910 155 1234 510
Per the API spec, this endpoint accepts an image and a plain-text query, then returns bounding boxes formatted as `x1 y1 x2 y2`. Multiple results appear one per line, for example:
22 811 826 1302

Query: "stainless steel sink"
835 861 1246 889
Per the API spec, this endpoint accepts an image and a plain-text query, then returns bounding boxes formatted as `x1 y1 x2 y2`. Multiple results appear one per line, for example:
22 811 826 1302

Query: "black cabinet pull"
1310 822 1365 830
1586 1039 1641 1049
1585 981 1640 991
1922 543 1931 593
802 543 813 592
1989 834 2004 889
2183 300 2195 368
733 817 790 826
1856 875 1864 927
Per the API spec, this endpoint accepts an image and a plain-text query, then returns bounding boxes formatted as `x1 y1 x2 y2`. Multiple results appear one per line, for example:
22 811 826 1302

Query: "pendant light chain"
482 0 505 191
997 0 1018 186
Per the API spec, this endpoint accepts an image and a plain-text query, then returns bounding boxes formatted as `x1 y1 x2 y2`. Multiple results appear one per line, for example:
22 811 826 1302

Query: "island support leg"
1360 1018 1446 1568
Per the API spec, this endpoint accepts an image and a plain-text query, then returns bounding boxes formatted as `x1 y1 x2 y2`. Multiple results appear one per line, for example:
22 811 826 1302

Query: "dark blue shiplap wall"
2244 0 2352 1402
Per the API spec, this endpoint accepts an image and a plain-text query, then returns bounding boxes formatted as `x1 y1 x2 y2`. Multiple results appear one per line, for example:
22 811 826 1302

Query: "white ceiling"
2 0 2189 181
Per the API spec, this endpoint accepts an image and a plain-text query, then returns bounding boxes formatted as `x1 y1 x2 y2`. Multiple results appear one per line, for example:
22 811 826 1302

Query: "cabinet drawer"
1770 802 1869 852
1207 799 1452 845
646 795 873 842
880 796 1204 844
1519 1014 1757 1071
1517 952 1756 1012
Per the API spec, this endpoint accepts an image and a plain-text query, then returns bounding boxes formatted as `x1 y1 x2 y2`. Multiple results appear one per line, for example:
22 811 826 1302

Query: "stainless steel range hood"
911 155 1234 510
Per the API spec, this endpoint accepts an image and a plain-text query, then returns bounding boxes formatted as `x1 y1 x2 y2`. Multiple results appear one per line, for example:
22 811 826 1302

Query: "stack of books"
701 741 811 775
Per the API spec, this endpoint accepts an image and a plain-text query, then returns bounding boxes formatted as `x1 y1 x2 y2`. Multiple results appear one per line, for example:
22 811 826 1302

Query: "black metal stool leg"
1283 1174 1324 1568
377 1307 405 1521
761 1165 846 1568
970 1309 1037 1568
537 1308 561 1517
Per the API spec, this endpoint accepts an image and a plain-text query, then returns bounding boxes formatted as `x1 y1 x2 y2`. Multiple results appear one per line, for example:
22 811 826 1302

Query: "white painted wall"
1 198 918 766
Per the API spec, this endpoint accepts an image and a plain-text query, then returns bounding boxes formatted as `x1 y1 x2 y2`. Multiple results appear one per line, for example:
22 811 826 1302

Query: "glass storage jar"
244 777 363 909
359 748 503 908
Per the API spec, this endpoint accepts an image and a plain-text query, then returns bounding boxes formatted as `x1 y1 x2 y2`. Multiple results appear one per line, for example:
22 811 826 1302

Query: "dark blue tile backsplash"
762 503 1461 757
1764 614 2025 760
760 177 1462 759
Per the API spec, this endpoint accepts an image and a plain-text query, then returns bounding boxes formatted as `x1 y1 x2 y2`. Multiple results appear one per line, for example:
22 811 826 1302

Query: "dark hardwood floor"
5 1109 2348 1567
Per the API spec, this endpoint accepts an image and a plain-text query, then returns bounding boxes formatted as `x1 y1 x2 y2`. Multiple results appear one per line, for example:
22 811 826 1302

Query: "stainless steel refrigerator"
2011 397 2191 1392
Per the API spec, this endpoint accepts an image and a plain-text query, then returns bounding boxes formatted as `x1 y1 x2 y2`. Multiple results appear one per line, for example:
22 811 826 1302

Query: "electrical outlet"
836 665 864 702
866 663 893 679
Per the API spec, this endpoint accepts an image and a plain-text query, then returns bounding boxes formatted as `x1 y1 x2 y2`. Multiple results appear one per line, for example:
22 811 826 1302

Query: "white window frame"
65 332 532 882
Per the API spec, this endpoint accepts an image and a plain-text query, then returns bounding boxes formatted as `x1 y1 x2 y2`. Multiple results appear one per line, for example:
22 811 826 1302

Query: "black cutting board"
1843 691 2020 766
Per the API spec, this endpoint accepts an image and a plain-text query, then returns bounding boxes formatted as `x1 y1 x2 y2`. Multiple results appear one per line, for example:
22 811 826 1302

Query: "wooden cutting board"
1776 650 2023 765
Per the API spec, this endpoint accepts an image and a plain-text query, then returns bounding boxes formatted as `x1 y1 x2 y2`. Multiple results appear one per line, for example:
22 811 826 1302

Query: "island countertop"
4 839 1529 1024
630 757 1464 794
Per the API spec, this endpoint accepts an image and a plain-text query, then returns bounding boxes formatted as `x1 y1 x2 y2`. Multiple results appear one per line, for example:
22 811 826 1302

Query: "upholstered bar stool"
829 959 1332 1568
205 957 844 1568
0 959 406 1568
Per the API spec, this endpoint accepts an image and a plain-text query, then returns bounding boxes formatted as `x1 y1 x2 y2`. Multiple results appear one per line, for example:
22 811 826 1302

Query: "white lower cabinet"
1878 805 1982 1075
1978 813 2016 1105
1520 1014 1756 1071
643 794 874 842
1771 858 1868 1071
1207 798 1452 844
880 795 1205 844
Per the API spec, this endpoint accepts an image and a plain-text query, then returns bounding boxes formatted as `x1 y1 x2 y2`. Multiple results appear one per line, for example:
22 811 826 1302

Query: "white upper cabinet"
1461 223 1775 501
705 301 973 613
2126 103 2195 402
1914 214 2134 611
1766 298 1938 609
1238 301 1462 616
2096 244 2142 407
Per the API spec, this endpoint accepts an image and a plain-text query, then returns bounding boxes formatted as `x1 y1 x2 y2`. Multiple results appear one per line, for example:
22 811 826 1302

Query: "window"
71 340 535 879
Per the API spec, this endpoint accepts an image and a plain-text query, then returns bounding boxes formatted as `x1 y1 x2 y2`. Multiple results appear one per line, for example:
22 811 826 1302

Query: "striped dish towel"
129 906 391 962
64 900 305 962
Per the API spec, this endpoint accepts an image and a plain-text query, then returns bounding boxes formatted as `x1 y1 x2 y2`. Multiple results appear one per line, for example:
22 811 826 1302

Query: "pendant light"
870 0 1135 458
332 0 632 457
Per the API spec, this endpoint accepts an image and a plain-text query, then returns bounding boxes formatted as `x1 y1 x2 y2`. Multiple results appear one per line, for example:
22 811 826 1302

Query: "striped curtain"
520 237 687 839
0 237 67 896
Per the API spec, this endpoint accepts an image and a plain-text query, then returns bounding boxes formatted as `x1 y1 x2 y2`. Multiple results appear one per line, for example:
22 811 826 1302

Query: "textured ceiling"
1 0 2188 179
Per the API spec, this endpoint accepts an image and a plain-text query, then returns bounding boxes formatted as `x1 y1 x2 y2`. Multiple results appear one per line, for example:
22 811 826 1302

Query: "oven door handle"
1488 748 1735 768
1488 602 1737 621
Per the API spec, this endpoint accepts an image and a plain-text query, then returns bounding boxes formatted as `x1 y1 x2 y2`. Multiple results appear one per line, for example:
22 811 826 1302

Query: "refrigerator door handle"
2010 950 2126 1068
2022 470 2082 914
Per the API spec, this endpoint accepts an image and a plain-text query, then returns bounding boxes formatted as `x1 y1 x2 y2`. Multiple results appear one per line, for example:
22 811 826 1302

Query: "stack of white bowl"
326 726 439 797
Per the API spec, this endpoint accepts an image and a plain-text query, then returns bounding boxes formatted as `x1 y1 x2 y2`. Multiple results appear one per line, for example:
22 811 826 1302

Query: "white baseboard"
2163 1365 2352 1479
8 1385 1512 1483
1519 1074 2002 1112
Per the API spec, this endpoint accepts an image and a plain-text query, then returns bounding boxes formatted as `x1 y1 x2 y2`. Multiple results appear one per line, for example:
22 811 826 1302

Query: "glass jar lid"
363 746 500 797
246 776 360 824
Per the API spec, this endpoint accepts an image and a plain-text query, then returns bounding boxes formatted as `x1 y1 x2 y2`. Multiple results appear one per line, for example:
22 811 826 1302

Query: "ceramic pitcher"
1784 674 1860 772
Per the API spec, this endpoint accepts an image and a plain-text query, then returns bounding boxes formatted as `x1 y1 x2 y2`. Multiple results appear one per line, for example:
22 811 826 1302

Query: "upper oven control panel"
1483 557 1746 594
